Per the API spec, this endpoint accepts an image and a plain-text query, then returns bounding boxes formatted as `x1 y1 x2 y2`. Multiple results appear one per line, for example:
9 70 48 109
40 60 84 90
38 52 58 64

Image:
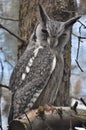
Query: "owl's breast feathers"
10 41 56 93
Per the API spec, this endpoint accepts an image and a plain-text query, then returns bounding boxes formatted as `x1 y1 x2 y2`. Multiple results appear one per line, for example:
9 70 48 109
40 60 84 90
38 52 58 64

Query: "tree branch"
0 59 4 83
0 23 26 43
75 59 84 72
72 32 85 72
72 33 86 39
78 20 86 28
80 98 86 106
0 16 19 21
0 84 10 90
8 106 86 130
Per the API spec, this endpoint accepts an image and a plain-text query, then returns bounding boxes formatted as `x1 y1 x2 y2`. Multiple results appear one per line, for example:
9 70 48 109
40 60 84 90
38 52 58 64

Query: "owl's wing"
9 42 56 119
11 76 50 118
9 45 36 92
10 43 55 93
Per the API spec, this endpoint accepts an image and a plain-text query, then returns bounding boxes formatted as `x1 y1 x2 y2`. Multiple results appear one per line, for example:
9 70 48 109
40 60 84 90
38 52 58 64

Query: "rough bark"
18 0 76 106
54 0 76 106
8 106 86 130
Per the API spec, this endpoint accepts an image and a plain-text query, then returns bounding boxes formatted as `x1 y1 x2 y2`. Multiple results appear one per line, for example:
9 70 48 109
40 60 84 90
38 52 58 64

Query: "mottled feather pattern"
9 40 54 118
10 42 53 93
13 78 45 118
10 46 35 92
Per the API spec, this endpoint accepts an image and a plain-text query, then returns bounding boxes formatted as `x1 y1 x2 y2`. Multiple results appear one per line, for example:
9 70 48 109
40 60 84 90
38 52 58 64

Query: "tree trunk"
18 0 76 106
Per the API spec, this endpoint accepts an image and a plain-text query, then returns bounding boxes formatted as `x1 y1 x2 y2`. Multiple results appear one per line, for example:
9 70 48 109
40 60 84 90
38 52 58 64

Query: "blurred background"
0 0 86 130
0 0 18 85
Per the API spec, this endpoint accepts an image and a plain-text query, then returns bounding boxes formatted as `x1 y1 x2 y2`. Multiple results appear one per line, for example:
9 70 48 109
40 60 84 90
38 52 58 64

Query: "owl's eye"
41 29 49 36
41 29 48 33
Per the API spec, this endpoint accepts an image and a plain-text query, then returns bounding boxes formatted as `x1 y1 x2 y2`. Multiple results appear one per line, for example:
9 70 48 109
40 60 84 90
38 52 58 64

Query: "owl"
8 4 80 121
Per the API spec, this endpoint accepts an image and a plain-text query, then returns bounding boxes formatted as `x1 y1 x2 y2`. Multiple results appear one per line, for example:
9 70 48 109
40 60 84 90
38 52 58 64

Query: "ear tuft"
38 3 49 25
64 15 81 29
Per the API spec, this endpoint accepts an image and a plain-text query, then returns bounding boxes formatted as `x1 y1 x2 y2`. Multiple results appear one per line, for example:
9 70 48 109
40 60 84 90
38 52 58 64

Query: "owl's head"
34 4 81 49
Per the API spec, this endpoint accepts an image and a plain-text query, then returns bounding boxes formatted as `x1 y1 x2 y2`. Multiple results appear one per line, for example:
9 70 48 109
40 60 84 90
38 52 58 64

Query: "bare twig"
57 108 63 119
73 22 85 72
80 98 86 106
4 59 14 68
72 33 86 39
75 35 84 72
0 23 26 43
0 59 4 83
0 16 19 21
78 20 86 28
79 25 82 36
72 30 84 72
75 60 84 72
0 84 10 90
0 60 3 130
24 112 32 130
76 38 80 60
71 97 86 107
71 101 78 114
0 48 15 68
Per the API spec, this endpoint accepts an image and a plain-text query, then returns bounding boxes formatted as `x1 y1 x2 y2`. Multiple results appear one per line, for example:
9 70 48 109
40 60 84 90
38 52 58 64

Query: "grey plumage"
8 4 81 121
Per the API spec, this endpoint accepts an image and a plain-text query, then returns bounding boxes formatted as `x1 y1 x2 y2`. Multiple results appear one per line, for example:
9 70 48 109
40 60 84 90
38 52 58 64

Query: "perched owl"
8 4 80 121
